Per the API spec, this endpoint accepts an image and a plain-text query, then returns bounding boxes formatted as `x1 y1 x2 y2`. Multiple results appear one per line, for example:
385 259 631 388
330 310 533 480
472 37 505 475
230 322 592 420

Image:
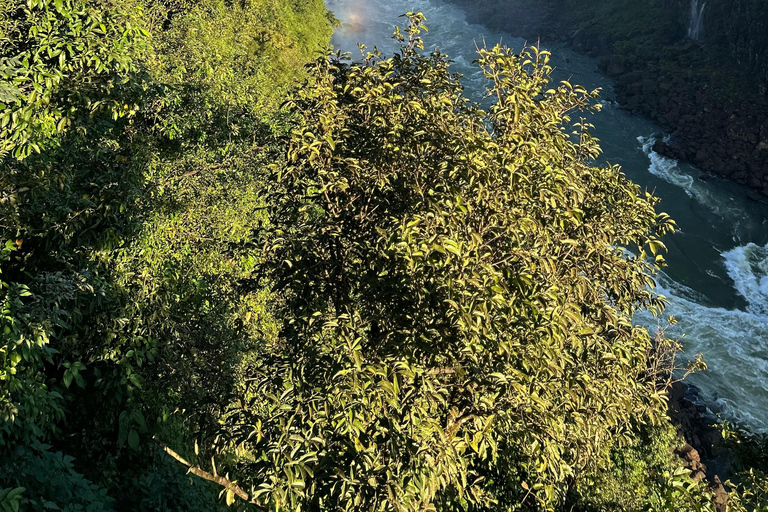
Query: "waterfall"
688 0 706 40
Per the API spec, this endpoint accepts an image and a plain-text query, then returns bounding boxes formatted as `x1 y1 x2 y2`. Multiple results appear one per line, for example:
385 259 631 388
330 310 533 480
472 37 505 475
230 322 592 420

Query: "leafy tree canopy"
0 0 149 160
0 0 331 507
217 13 677 511
2 1 766 509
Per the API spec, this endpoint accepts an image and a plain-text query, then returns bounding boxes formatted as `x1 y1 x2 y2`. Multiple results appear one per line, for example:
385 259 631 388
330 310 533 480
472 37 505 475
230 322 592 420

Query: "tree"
0 0 149 449
218 13 677 511
0 0 148 160
0 0 331 506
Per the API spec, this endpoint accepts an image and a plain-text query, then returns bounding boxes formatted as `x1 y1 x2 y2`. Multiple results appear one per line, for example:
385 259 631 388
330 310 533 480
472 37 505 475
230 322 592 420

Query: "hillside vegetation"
0 2 766 511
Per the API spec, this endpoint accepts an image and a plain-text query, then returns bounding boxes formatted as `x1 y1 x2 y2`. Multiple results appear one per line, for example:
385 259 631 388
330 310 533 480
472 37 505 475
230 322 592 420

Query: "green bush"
4 0 766 508
569 423 715 512
0 443 115 511
0 241 61 445
215 14 679 510
720 423 768 512
1 0 331 504
0 0 149 160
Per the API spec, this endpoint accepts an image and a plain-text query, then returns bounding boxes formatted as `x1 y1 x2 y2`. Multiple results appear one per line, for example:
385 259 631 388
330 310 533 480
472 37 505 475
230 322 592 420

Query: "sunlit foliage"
219 14 680 511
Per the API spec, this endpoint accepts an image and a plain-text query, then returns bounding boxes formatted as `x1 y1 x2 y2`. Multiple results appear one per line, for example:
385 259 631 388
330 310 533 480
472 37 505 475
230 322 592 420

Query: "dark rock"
669 381 686 402
677 443 702 466
624 95 641 110
711 476 728 512
692 470 706 482
652 140 668 155
641 80 656 95
668 382 724 462
441 0 768 211
625 82 642 96
617 71 643 86
606 56 625 76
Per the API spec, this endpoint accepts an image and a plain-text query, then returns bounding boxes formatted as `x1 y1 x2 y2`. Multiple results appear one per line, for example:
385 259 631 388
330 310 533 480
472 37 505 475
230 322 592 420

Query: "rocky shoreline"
605 56 768 199
668 381 730 511
444 0 768 199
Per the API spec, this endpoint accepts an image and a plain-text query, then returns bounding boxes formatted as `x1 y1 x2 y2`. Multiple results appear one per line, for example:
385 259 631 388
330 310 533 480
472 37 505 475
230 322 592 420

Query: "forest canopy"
0 2 766 511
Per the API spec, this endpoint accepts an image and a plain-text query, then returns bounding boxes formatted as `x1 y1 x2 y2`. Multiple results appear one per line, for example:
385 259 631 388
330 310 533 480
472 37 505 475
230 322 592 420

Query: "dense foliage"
0 1 766 510
217 15 690 511
0 0 331 508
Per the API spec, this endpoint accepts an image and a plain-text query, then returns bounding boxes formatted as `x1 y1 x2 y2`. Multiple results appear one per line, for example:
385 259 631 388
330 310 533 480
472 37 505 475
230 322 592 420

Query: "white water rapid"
327 0 768 431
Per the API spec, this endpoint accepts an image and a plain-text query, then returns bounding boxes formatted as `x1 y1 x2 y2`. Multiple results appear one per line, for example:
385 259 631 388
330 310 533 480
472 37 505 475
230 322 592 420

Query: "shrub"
218 14 677 511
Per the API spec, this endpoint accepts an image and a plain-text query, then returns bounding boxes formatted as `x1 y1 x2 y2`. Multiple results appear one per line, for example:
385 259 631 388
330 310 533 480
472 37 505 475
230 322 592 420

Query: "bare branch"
155 437 262 508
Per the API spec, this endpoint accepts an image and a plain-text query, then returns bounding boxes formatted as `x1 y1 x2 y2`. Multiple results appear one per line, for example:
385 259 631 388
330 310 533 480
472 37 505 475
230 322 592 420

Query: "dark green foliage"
562 0 683 45
0 0 331 506
569 424 679 511
0 443 115 511
700 0 768 85
0 0 150 449
0 0 149 160
568 423 715 512
0 241 63 445
729 469 768 512
719 424 768 512
120 450 227 512
1 0 765 508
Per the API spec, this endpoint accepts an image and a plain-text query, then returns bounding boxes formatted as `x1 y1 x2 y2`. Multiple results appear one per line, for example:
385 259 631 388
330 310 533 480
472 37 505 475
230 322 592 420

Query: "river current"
327 0 768 430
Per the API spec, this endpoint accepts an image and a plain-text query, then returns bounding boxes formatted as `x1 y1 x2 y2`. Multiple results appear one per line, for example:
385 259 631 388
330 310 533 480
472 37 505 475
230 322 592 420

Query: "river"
326 0 768 430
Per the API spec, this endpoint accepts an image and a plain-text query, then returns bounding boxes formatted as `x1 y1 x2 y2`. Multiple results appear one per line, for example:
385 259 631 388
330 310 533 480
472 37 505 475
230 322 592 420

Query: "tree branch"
155 437 259 507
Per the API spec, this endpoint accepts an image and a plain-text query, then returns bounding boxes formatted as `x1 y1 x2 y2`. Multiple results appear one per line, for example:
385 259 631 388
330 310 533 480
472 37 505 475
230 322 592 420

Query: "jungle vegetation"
0 1 766 511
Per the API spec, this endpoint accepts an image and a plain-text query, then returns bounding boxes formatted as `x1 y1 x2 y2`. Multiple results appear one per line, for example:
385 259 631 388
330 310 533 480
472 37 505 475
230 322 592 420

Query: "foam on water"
636 271 768 432
639 136 695 194
723 243 768 317
638 136 745 221
634 135 768 430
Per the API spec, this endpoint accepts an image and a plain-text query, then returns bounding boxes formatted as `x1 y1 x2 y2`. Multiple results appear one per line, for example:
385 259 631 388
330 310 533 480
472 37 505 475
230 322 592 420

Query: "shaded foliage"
1 0 765 509
0 442 115 511
0 0 331 507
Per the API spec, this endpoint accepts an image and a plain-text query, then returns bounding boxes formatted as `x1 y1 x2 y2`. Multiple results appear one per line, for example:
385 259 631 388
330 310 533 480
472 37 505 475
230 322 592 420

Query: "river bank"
442 0 768 198
668 381 730 511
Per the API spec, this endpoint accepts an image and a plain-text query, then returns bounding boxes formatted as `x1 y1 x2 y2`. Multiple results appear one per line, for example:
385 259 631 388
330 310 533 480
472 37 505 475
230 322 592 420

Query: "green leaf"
127 429 139 450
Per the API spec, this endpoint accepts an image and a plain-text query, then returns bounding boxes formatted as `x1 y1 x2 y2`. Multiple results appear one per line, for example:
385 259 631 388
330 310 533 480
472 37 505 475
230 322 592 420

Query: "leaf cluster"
0 0 331 505
0 0 149 159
